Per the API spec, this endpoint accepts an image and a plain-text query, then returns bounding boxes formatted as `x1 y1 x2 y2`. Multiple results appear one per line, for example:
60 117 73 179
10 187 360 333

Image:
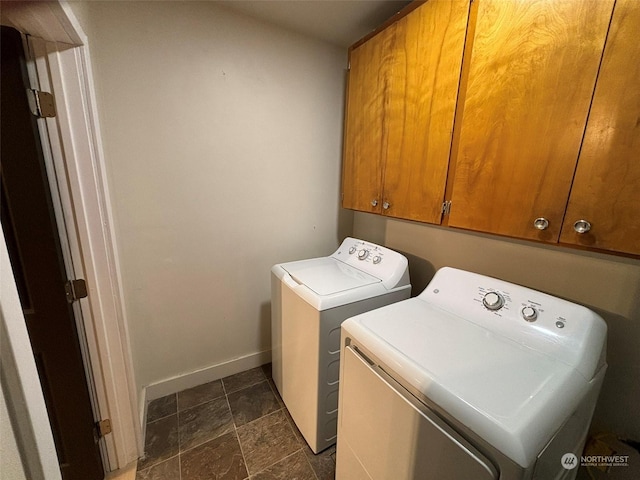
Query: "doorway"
1 26 104 480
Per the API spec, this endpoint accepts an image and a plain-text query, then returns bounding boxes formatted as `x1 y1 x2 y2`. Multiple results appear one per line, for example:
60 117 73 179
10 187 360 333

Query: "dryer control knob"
349 246 357 254
522 306 538 322
372 256 382 264
357 249 369 260
483 292 504 311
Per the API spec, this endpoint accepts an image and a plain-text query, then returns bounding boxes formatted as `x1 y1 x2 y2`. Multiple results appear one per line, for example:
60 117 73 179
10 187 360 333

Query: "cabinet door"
342 24 396 214
448 0 614 241
559 0 640 256
382 0 470 223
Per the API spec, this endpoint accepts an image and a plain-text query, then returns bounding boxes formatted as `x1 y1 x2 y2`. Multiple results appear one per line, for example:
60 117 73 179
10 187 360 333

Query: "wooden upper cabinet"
559 0 640 256
448 0 615 242
342 0 470 223
342 23 395 214
382 0 470 222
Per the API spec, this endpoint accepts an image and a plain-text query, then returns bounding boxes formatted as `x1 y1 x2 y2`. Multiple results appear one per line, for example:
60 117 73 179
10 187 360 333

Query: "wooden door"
342 24 396 214
382 0 470 223
1 26 104 480
448 0 615 241
559 0 640 256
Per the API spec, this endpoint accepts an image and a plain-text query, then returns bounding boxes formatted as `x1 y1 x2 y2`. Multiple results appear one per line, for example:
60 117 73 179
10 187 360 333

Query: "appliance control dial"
483 292 505 311
372 256 382 264
357 249 369 260
349 246 357 254
521 306 538 322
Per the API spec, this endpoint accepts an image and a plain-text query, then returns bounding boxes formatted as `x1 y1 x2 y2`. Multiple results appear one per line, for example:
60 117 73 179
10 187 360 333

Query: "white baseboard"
143 350 272 403
137 388 147 450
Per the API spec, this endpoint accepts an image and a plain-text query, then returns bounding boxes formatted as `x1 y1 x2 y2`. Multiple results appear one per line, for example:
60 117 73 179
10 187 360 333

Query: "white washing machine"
337 267 607 480
271 237 411 453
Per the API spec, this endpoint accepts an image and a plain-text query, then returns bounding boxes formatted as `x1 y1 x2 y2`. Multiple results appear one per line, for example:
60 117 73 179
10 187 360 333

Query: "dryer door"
337 346 499 480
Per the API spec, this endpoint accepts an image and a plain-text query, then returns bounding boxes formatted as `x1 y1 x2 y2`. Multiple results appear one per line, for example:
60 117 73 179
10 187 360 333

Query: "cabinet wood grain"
382 0 469 223
342 24 396 214
448 0 615 241
384 0 469 223
342 0 469 222
559 0 640 255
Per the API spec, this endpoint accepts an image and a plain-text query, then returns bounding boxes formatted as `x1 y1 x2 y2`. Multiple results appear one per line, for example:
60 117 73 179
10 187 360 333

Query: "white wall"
68 1 350 393
353 213 640 440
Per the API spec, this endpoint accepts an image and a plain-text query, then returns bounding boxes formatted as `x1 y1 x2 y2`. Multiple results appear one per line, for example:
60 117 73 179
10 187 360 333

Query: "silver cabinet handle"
533 217 549 230
371 199 378 207
573 220 591 234
382 201 390 210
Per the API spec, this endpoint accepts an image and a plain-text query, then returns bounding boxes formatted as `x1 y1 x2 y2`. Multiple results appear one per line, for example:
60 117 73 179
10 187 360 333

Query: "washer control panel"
348 244 382 264
482 291 505 311
332 237 409 290
476 286 547 325
418 267 607 380
521 306 538 322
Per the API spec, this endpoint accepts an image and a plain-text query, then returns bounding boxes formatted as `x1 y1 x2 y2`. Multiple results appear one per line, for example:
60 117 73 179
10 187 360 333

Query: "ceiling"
220 0 412 48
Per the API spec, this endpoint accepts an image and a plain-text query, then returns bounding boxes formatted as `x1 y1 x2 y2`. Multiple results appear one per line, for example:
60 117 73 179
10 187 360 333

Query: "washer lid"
281 257 380 296
343 298 592 468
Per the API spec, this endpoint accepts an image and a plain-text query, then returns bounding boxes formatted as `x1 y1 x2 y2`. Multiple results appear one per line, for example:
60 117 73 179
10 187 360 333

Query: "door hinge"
65 279 88 303
26 89 57 118
95 418 112 437
441 200 452 216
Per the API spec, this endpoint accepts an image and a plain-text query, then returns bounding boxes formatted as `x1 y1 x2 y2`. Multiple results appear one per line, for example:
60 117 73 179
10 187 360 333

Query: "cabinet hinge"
65 279 88 303
95 418 112 437
26 89 57 118
441 200 452 216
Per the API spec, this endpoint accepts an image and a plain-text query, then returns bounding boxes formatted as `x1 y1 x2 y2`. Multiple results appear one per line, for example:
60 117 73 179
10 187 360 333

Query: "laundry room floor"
135 363 335 480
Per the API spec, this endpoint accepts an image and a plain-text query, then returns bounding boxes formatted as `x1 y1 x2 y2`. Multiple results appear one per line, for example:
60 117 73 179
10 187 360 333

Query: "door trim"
1 1 142 471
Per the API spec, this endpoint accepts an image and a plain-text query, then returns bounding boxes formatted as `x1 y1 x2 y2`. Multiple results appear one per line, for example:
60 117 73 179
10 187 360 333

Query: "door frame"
1 1 141 472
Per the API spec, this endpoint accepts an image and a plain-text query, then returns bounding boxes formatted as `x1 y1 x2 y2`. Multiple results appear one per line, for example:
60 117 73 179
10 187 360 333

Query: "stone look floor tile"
227 381 280 427
236 410 302 475
252 449 316 480
222 367 266 394
304 444 336 480
135 455 180 480
138 414 179 471
266 379 284 408
178 380 225 411
146 394 177 423
283 408 305 444
136 364 336 480
260 362 272 379
181 431 247 480
179 396 234 451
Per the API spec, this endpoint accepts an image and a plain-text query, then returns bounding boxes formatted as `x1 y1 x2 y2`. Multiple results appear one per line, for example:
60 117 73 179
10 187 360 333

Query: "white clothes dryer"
271 237 410 453
337 267 607 480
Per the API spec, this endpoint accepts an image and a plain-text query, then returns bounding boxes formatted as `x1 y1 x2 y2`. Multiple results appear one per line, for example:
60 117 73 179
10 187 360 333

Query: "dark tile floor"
136 364 335 480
